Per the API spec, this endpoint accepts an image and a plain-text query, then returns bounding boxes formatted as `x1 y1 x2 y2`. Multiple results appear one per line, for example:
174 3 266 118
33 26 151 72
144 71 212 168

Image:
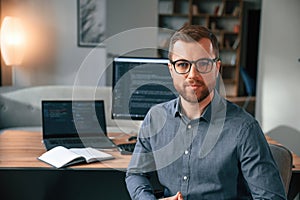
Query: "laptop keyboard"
47 137 116 148
49 138 101 144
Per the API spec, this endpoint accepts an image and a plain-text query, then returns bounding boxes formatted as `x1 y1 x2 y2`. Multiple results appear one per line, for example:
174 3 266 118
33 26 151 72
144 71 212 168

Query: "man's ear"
216 59 221 72
215 59 221 77
168 63 173 78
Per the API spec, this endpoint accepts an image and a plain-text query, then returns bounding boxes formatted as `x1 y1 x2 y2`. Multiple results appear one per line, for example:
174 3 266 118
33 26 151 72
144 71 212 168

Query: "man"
125 25 286 200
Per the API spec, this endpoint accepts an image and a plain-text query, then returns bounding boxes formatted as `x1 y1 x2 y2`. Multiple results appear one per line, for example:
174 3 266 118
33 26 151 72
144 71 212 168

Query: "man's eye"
198 61 209 67
177 62 189 68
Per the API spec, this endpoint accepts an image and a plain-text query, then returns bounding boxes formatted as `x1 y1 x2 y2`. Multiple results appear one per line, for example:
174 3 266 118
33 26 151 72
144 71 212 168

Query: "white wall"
2 0 157 87
105 0 158 86
256 0 300 132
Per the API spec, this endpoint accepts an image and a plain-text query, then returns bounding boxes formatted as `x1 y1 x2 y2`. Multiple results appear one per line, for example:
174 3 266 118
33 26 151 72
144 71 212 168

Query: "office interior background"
0 0 299 135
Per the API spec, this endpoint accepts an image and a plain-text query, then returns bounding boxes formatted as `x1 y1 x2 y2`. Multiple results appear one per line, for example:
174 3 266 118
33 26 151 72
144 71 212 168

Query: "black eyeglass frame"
170 57 220 74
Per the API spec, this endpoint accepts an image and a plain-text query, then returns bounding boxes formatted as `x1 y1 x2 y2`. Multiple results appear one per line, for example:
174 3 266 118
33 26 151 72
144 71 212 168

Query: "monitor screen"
112 57 178 120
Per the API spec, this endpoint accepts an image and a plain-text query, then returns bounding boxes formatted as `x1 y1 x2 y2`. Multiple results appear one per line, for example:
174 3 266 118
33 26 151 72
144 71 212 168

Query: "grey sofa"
0 85 140 132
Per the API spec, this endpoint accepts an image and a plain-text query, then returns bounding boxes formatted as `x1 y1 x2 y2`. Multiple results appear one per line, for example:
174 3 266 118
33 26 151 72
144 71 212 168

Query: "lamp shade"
0 16 26 66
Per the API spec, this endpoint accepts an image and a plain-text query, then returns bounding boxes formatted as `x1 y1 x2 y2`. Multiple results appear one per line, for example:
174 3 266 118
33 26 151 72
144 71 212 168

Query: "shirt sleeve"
125 115 158 200
237 121 287 200
126 172 157 200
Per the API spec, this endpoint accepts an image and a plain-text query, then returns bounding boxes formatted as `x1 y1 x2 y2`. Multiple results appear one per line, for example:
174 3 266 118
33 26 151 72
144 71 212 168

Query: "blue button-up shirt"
126 92 286 200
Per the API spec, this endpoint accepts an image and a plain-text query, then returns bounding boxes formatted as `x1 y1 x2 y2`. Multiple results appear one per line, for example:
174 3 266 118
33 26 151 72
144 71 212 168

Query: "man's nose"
187 64 200 78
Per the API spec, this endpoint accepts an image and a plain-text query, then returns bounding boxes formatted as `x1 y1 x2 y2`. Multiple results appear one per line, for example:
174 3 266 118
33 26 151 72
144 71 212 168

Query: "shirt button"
184 150 189 154
187 125 192 129
183 176 188 181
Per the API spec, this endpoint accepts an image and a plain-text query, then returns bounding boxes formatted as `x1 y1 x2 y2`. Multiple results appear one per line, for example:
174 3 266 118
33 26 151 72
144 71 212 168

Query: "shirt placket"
181 121 194 197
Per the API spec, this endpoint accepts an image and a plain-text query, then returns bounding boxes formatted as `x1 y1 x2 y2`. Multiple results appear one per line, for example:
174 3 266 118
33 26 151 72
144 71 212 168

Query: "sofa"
0 85 141 133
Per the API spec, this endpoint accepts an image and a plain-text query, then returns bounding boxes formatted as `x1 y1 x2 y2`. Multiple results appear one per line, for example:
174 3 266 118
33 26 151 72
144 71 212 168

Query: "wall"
105 0 158 85
256 0 300 132
1 0 157 87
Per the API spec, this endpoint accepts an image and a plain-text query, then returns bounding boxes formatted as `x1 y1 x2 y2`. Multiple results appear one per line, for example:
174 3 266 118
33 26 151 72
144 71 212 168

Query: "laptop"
42 100 117 150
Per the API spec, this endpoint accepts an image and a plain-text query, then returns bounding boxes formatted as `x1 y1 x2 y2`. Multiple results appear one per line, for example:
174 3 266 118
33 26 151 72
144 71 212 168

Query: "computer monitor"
112 56 178 120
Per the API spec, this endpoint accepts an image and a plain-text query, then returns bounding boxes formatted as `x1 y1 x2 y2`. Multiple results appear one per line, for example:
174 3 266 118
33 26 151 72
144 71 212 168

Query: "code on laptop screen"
42 100 107 137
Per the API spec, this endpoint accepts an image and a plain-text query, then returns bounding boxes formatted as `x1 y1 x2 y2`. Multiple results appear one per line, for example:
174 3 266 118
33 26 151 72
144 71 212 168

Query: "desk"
0 130 137 200
0 130 132 169
1 131 299 200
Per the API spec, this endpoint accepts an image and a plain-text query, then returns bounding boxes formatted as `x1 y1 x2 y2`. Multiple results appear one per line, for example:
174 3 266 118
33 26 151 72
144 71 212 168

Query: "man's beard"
177 80 213 103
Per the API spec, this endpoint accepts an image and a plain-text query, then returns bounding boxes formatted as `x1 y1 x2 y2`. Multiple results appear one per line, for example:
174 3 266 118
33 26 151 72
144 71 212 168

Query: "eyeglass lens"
174 58 214 74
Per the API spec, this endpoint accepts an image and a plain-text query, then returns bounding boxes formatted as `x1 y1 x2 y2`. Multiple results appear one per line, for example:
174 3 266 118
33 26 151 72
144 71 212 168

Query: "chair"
266 125 300 156
269 144 293 194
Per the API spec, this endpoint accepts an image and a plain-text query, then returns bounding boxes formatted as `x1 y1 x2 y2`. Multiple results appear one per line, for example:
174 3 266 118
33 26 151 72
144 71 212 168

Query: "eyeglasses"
170 57 220 74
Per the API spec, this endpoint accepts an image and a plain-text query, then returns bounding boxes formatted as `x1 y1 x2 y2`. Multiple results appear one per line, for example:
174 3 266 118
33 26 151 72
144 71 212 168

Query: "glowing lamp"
0 16 26 65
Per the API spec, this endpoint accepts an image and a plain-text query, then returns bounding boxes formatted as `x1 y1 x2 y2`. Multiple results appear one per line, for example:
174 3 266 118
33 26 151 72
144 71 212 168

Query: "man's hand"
160 191 184 200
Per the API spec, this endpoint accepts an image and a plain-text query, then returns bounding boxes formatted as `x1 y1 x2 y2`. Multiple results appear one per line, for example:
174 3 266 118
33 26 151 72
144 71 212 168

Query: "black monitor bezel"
111 56 175 120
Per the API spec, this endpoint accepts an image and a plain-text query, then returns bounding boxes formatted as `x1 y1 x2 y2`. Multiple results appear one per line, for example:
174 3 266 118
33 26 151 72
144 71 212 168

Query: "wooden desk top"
0 130 299 171
0 130 132 169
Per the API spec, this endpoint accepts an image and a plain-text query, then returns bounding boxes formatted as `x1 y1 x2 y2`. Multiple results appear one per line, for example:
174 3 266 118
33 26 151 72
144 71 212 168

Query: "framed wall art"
77 0 106 47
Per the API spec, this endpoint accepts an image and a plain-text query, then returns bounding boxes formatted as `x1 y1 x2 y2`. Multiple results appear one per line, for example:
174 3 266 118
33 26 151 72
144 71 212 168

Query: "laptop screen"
42 100 107 138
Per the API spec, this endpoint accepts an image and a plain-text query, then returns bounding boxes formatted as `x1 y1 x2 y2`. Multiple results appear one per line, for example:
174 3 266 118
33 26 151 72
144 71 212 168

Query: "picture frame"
77 0 106 47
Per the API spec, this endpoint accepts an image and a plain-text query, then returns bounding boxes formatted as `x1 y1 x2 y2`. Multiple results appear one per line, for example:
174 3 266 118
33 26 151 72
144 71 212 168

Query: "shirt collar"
173 98 181 117
172 90 225 122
